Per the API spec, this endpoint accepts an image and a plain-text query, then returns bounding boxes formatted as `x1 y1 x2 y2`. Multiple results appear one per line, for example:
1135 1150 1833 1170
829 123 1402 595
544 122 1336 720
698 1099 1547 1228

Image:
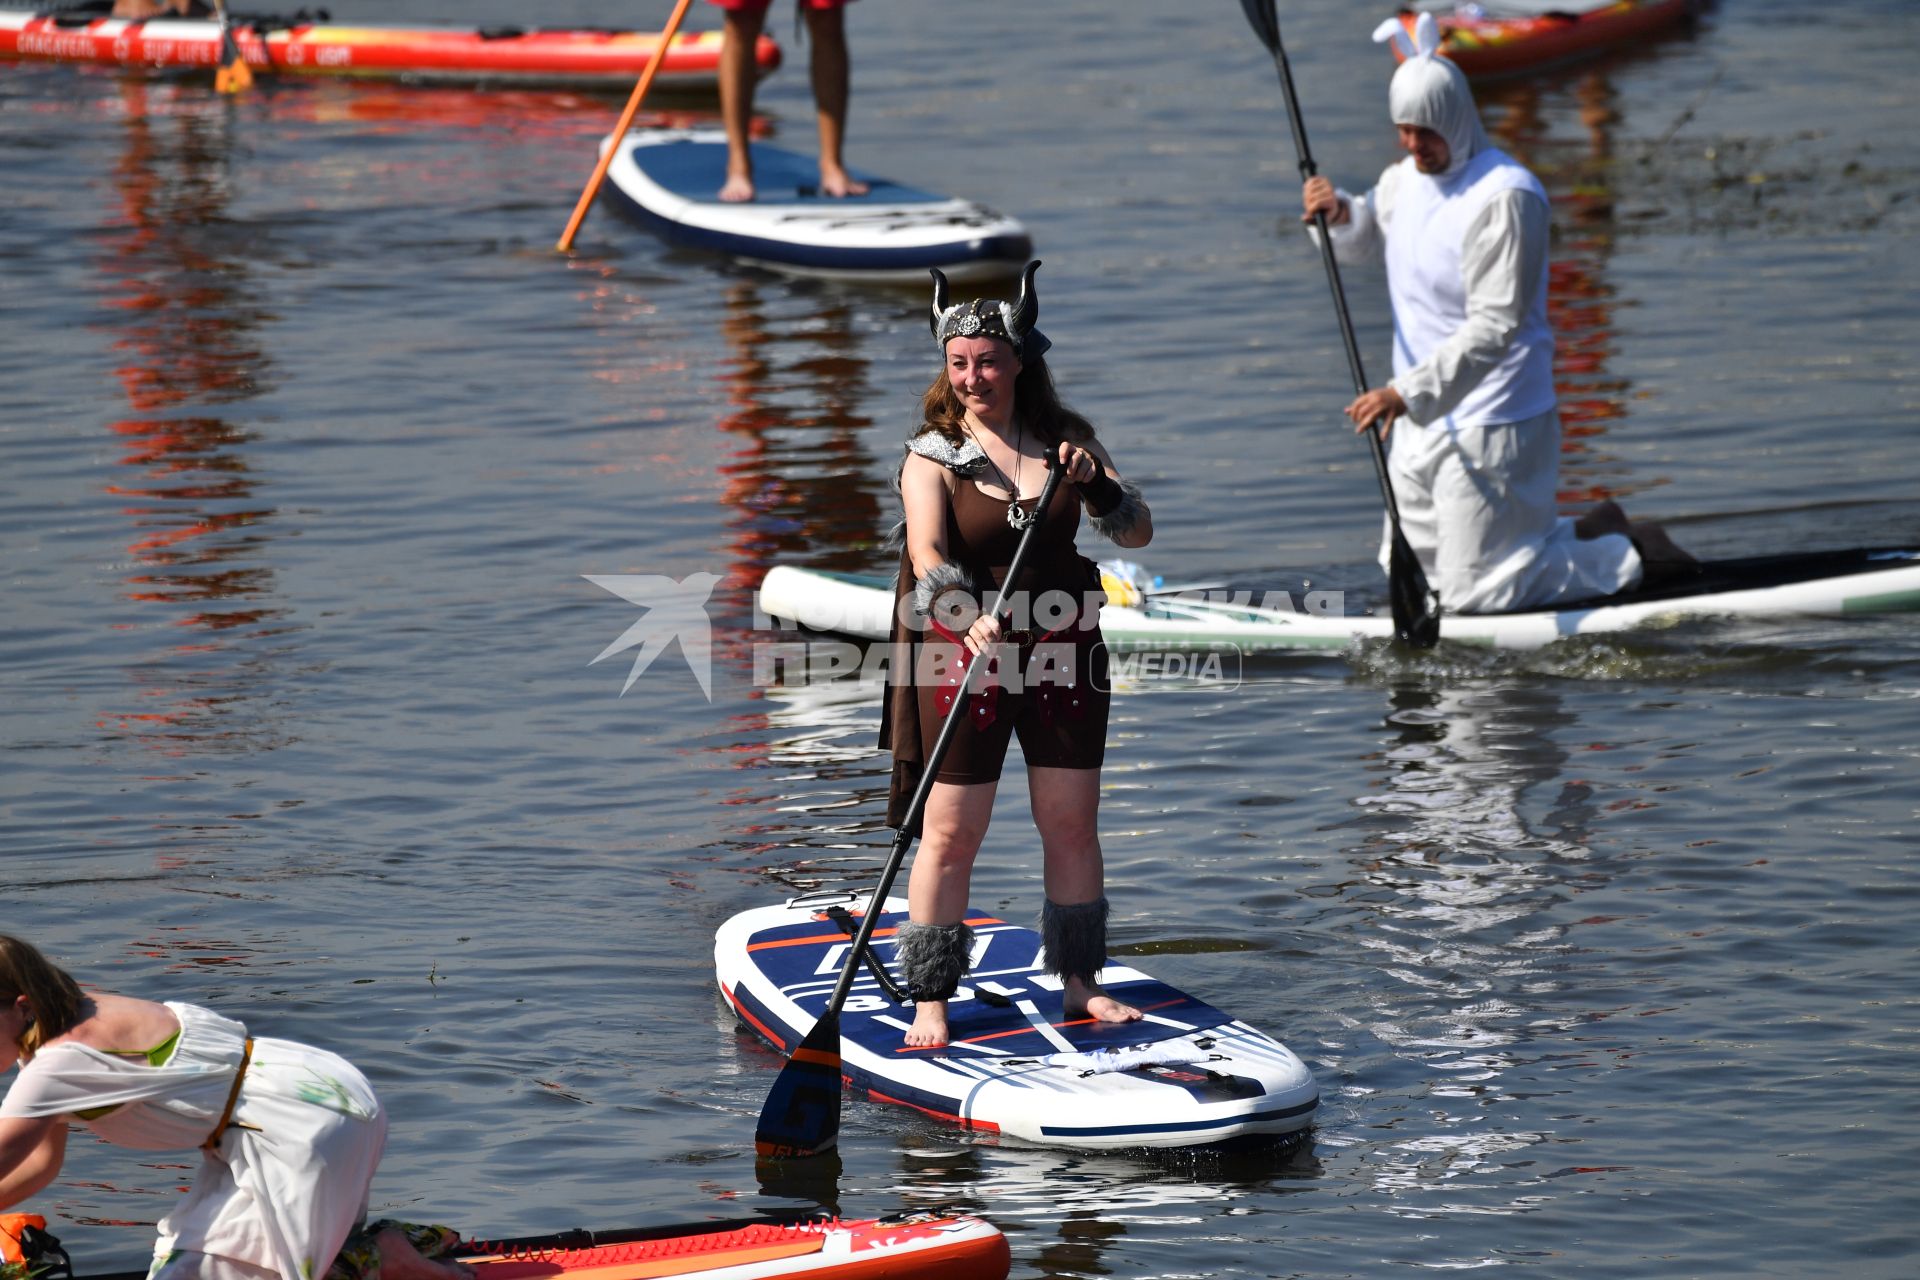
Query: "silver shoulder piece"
906 430 989 477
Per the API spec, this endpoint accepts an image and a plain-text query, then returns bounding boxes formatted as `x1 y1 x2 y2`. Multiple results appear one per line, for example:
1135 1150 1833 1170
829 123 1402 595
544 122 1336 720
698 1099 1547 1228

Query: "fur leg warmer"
1041 897 1109 984
894 920 974 1003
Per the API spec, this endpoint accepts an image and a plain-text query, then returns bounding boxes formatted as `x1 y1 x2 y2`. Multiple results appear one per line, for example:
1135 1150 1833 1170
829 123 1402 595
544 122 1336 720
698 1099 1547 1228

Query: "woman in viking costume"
878 262 1152 1048
0 936 468 1280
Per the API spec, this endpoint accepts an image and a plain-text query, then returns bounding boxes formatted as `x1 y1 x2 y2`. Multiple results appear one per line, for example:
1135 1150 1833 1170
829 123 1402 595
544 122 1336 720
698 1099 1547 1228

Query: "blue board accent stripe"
1038 1097 1320 1139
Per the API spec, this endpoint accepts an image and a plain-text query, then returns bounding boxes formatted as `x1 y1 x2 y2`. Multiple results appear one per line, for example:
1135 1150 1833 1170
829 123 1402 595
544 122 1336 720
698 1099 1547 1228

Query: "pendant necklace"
979 423 1037 531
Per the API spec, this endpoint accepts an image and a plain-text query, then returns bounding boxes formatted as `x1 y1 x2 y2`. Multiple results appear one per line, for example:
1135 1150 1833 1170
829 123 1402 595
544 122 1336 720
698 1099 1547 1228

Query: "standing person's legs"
1029 766 1140 1025
901 780 996 1047
716 2 770 201
802 3 867 196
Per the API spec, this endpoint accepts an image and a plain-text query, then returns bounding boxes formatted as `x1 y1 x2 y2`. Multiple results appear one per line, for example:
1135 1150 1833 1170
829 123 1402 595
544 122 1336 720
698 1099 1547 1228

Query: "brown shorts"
913 627 1109 786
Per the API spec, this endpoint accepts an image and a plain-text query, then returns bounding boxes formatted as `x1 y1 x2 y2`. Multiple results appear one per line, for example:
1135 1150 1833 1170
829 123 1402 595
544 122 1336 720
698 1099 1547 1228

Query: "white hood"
1373 12 1492 180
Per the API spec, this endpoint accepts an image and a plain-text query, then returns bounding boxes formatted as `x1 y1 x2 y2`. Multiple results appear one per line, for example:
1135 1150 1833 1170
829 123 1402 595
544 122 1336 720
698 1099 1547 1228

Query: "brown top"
877 470 1103 830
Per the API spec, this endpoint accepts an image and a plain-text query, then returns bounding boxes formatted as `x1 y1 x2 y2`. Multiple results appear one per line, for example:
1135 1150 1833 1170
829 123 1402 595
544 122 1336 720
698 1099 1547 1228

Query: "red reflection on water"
1482 70 1669 513
89 81 285 753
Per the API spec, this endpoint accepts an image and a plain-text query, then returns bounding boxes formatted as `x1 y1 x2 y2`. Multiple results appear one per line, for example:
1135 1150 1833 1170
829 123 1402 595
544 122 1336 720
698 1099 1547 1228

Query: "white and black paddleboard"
758 546 1920 654
600 130 1032 282
716 892 1319 1150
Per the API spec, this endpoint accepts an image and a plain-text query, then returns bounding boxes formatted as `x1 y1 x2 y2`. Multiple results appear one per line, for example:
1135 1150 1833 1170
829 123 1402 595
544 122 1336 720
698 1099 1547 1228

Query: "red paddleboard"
458 1214 1009 1280
1386 1 1696 78
0 10 779 89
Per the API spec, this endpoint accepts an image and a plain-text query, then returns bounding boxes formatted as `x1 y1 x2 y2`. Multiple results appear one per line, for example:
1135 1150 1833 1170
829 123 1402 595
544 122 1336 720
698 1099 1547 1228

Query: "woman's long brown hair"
0 935 85 1060
918 348 1096 449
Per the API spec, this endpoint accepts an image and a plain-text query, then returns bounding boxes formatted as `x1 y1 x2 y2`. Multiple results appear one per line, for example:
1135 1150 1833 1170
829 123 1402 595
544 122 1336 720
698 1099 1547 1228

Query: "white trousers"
1381 409 1641 615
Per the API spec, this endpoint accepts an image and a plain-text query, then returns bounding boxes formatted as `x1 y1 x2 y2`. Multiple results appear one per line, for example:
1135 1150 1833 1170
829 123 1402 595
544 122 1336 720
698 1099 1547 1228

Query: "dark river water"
4 1 1917 1277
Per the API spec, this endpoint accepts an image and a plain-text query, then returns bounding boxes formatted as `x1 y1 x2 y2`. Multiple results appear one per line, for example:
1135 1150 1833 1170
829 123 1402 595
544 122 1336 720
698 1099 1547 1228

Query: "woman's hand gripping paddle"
754 454 1069 1159
212 0 254 95
556 0 696 252
1239 0 1442 648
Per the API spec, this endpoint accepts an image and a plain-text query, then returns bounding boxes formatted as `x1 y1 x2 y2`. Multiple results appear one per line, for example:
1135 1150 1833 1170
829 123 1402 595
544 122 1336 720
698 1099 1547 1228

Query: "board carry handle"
783 889 863 911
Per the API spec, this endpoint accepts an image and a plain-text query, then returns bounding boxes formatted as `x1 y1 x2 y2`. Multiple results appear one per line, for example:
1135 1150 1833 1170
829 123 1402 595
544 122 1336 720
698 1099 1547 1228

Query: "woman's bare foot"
718 170 755 203
1064 977 1142 1024
818 166 869 198
904 1000 949 1048
376 1228 474 1280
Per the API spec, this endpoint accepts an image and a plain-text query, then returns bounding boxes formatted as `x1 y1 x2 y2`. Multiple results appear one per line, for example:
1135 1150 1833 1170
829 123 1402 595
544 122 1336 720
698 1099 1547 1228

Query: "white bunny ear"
1413 11 1442 58
1371 16 1419 60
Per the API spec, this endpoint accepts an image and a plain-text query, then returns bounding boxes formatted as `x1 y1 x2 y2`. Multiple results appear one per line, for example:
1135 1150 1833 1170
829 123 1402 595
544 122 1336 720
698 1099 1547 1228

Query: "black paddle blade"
1239 0 1283 54
753 1011 842 1159
1387 531 1442 648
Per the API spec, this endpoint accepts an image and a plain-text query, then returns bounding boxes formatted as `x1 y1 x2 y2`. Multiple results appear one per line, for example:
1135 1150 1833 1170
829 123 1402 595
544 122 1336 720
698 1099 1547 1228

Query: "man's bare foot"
904 1001 948 1048
1574 499 1631 540
718 171 755 203
1629 521 1700 580
1064 977 1142 1024
818 167 869 198
375 1228 473 1280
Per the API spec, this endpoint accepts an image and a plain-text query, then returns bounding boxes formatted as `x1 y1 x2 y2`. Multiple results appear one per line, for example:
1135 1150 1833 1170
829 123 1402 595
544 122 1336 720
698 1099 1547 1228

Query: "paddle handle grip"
822 457 1069 1012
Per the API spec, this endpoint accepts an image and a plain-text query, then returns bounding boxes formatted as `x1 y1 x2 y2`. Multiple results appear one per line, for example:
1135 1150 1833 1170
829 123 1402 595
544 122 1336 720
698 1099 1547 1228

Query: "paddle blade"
215 19 253 94
1387 530 1441 648
215 57 253 95
1239 0 1283 54
753 1011 842 1159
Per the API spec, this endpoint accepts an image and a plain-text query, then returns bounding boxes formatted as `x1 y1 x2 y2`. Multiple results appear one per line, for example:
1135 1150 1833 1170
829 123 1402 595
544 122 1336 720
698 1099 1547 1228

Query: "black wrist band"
1076 468 1125 517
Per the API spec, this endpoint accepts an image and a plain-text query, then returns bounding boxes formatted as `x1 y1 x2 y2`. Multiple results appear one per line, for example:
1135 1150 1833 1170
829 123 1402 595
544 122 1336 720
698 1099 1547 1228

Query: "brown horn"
928 269 951 340
1011 260 1042 336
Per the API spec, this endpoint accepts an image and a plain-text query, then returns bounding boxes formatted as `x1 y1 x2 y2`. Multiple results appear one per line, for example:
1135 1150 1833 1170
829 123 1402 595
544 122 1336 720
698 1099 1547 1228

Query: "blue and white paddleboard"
715 892 1319 1150
601 129 1033 282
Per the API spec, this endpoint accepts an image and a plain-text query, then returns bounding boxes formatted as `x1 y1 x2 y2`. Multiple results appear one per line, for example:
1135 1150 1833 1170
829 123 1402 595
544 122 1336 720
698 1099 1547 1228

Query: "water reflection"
1335 680 1623 1217
1480 69 1670 511
704 279 893 878
885 1136 1322 1278
711 277 888 597
93 80 288 752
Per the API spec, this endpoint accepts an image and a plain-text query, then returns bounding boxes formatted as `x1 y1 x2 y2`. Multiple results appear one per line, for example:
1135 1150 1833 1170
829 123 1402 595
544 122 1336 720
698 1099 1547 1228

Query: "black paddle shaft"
1241 0 1440 646
821 456 1068 1017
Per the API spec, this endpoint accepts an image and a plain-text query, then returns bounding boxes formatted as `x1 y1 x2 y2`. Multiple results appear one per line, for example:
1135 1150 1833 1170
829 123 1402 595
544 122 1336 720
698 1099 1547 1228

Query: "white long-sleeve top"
1318 154 1554 428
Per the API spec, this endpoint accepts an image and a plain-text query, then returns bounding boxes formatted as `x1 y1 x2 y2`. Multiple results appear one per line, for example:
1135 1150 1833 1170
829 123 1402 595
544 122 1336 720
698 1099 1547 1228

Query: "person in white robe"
1 937 468 1280
1301 12 1691 614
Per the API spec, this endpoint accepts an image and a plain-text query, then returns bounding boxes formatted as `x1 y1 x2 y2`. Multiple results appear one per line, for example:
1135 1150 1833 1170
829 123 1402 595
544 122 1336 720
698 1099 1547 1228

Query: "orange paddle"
212 0 254 94
556 0 696 252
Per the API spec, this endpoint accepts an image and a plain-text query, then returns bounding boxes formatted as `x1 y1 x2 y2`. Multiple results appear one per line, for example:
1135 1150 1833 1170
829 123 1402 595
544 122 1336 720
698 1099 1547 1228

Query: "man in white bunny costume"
1302 13 1690 614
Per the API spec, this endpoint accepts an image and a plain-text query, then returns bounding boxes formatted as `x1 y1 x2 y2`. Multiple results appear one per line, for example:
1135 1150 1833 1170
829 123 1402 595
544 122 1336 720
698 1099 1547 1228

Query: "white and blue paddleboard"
715 892 1319 1150
601 129 1032 282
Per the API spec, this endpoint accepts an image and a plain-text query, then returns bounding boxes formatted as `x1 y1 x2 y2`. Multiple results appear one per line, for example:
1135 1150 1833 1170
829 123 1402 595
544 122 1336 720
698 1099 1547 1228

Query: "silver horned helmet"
929 260 1051 360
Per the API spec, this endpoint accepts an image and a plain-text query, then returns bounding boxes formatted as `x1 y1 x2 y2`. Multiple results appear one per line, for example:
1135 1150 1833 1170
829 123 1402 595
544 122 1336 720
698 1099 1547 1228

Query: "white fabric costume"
1 1002 386 1280
1316 14 1641 614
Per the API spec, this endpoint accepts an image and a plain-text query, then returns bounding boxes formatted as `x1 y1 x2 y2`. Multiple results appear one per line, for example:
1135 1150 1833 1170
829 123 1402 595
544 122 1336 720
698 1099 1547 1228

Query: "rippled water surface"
4 1 1917 1277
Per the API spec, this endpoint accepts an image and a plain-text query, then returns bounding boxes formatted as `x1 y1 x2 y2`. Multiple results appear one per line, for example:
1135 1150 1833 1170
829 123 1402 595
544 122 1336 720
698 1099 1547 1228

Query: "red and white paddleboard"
0 10 779 89
459 1213 1009 1280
